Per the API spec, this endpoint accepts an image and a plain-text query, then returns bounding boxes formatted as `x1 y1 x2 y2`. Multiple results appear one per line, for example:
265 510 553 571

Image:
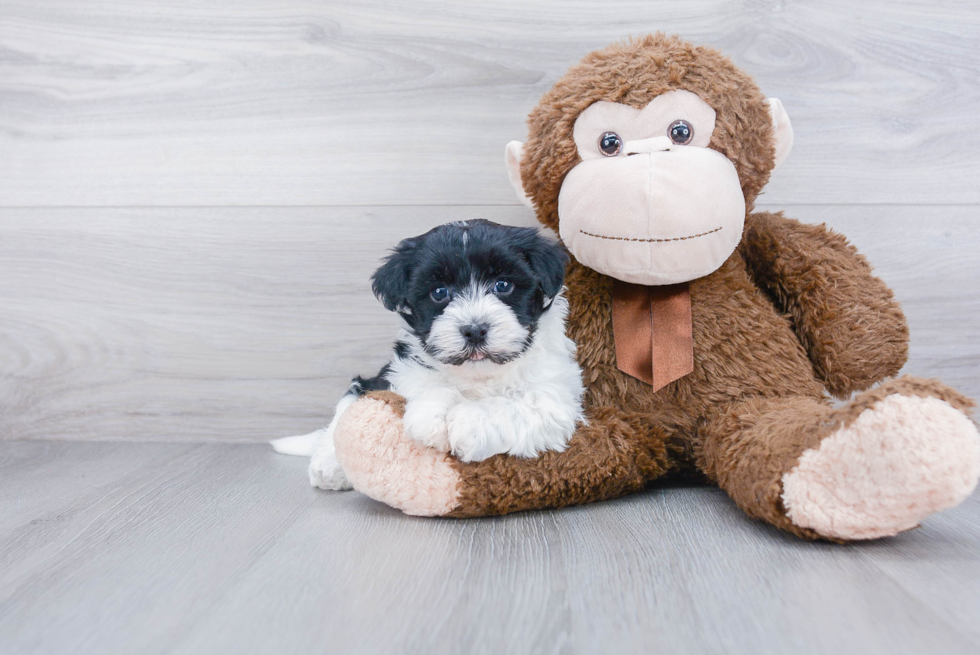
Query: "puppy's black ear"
371 237 418 313
523 231 569 299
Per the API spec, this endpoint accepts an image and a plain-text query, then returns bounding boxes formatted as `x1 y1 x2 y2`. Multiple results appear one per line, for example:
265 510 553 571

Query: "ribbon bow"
611 280 694 391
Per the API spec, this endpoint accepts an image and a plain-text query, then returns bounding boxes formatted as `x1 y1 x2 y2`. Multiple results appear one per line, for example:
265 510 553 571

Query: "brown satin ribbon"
612 280 694 391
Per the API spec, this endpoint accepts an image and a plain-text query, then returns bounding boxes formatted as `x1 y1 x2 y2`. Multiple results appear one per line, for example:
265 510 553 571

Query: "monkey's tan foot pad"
782 394 980 540
333 395 461 516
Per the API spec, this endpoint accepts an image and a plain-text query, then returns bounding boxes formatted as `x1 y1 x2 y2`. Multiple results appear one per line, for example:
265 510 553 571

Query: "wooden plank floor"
0 441 978 655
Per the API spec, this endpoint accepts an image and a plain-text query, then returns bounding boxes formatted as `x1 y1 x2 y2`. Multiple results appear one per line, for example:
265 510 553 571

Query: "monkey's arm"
333 393 677 517
739 211 908 398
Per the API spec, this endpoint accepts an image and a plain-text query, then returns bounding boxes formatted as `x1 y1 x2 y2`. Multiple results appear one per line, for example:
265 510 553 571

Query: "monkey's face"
557 90 744 286
504 36 793 287
558 91 745 285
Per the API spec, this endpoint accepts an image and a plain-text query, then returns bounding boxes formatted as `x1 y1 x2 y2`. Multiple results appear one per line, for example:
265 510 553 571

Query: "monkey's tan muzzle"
557 145 746 286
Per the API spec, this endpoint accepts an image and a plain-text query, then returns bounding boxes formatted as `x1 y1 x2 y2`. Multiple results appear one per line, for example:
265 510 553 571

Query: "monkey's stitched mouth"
579 227 722 243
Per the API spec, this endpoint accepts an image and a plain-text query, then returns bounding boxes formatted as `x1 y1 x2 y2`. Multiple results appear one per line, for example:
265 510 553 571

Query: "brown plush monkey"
332 35 980 540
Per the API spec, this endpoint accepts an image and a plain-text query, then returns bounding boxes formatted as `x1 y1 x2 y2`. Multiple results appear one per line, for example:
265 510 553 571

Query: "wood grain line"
1 1 978 206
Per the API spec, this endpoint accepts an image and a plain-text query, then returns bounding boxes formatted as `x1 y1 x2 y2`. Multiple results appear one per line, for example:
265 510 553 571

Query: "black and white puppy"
272 219 585 491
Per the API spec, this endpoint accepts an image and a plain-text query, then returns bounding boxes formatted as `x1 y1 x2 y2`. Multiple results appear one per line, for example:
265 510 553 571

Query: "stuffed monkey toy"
332 34 980 540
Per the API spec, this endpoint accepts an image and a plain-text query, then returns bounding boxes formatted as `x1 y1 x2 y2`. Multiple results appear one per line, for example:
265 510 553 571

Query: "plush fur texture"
330 34 980 541
782 393 980 540
334 392 461 517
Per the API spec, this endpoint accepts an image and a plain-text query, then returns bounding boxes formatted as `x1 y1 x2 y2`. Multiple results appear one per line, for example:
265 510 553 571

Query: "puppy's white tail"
272 393 358 457
271 429 325 457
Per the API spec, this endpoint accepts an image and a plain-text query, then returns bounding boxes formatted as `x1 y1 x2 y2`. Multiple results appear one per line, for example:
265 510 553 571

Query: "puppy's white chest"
439 361 526 401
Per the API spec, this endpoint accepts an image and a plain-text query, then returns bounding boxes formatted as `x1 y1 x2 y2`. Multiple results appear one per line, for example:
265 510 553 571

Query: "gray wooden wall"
2 0 978 442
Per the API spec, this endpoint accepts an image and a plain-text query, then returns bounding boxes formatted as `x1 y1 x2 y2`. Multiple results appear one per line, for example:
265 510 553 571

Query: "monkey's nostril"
624 136 673 155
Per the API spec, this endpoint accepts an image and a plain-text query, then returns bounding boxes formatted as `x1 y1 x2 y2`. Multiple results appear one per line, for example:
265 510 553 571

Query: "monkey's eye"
668 120 694 145
598 131 623 157
430 286 450 303
492 280 514 295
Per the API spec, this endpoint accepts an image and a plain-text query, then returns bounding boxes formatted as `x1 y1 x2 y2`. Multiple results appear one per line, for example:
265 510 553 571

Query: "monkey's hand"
740 211 908 398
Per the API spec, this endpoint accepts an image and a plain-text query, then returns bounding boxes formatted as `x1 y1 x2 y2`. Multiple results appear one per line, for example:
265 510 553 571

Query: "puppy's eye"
492 280 514 295
668 120 694 145
430 286 450 303
598 131 622 157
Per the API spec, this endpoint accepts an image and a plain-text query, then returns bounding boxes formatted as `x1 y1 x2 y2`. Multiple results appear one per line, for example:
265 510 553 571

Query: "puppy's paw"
309 449 353 491
447 402 512 463
402 402 450 452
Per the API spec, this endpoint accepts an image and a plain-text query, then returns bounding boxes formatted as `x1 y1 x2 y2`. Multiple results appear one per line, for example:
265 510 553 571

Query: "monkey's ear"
371 238 418 315
505 141 535 209
767 98 794 169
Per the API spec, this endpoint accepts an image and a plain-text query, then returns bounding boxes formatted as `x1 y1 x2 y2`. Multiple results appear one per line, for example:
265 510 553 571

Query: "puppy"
272 219 585 491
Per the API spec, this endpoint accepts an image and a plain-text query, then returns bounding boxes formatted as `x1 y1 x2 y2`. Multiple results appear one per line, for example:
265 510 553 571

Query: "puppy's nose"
460 323 489 346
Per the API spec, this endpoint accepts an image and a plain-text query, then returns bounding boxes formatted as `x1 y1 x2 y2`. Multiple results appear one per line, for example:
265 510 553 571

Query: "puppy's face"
372 220 568 366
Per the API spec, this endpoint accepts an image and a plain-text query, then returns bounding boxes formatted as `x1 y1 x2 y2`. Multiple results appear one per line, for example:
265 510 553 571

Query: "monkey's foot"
333 391 461 516
782 393 980 540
